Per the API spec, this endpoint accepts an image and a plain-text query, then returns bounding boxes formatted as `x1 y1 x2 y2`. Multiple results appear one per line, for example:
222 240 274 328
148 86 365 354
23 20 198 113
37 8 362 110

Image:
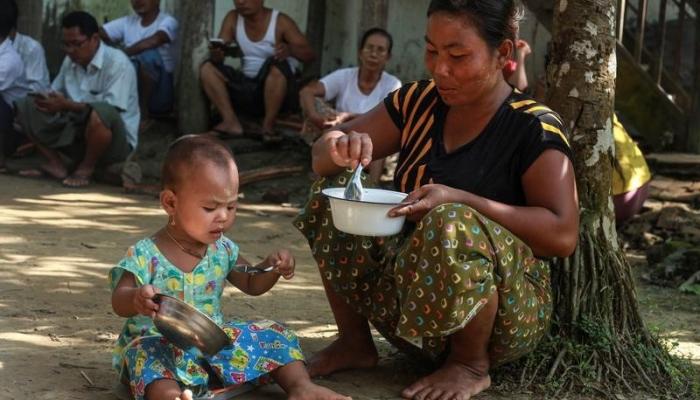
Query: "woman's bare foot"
307 336 378 377
175 389 193 400
401 361 491 400
288 381 352 400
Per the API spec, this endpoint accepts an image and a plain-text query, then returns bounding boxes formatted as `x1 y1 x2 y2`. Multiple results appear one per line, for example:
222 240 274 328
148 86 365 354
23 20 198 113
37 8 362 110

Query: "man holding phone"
14 11 139 188
199 0 315 142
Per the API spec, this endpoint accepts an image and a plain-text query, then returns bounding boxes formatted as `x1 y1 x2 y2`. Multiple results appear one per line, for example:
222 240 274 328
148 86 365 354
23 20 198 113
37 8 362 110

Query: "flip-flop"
261 130 283 144
210 128 245 139
62 173 91 188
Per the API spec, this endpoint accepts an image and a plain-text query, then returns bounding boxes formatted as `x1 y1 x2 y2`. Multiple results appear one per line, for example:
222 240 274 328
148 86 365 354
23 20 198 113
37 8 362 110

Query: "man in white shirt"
11 32 50 93
3 0 50 94
0 0 31 172
100 0 178 130
15 11 139 188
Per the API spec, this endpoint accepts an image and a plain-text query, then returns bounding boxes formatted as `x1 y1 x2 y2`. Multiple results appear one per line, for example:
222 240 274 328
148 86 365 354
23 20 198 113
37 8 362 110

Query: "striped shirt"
384 80 572 206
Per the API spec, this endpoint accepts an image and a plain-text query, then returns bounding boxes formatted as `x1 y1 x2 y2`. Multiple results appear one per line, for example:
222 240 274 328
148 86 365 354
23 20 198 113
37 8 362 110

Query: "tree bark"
304 0 326 79
16 0 43 40
524 0 697 396
175 0 214 134
360 0 388 33
547 0 624 333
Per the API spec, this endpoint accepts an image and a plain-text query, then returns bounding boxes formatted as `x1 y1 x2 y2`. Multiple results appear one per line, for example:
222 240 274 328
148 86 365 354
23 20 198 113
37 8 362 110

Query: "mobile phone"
209 38 226 47
27 92 47 99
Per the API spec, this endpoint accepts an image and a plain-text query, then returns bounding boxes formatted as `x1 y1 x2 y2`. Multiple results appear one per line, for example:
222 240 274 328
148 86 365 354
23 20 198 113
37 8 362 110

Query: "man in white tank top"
200 0 315 142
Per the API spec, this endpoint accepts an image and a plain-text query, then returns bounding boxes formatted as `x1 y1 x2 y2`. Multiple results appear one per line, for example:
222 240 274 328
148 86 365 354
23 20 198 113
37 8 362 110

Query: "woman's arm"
391 150 579 257
299 81 327 128
312 103 401 176
464 150 578 256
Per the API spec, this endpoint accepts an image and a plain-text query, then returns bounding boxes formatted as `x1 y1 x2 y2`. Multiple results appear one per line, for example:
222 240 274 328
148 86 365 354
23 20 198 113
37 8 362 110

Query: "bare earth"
0 174 698 400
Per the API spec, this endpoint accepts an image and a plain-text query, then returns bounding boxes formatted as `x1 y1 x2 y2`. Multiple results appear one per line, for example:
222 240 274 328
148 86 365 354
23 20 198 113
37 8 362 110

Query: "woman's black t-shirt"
384 80 573 206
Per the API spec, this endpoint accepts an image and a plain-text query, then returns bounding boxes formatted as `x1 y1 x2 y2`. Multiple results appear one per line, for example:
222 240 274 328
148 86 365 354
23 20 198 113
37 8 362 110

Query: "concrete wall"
213 0 309 36
385 0 431 81
518 8 552 91
37 0 548 88
319 1 363 74
320 1 549 86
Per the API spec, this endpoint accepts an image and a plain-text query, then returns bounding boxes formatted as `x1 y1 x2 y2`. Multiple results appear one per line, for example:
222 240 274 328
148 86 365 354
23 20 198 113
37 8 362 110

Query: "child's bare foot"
307 337 378 377
288 381 352 400
175 389 193 400
400 360 491 399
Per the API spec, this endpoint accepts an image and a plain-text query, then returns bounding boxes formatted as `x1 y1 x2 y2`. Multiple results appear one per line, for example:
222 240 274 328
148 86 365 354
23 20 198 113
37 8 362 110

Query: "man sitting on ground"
0 0 30 173
7 0 50 94
200 0 315 142
15 11 139 188
100 0 178 132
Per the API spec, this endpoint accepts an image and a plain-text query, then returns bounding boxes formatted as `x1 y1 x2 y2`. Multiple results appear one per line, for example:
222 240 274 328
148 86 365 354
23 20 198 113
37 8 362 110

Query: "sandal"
62 173 92 188
261 130 283 144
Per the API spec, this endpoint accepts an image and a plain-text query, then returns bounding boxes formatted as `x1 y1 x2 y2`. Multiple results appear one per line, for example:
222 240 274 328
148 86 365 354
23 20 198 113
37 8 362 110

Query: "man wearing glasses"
15 11 139 188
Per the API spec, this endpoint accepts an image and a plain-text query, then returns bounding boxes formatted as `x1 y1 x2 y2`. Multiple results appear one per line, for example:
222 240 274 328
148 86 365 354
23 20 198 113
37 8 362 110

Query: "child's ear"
160 189 177 217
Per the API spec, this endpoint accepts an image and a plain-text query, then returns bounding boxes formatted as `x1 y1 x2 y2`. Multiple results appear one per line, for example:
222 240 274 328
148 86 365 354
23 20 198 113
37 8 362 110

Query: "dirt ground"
0 172 698 400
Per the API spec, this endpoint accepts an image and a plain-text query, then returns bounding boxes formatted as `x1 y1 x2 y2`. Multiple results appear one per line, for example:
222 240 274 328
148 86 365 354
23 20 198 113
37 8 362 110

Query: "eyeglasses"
362 46 388 56
61 37 90 51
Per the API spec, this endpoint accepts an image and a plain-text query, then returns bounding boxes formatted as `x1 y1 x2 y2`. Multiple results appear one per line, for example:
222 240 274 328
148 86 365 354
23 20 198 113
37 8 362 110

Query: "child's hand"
267 249 295 280
133 284 160 318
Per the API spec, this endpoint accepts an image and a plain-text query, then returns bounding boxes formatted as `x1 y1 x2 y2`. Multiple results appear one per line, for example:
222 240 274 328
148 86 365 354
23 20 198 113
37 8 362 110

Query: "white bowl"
322 187 408 236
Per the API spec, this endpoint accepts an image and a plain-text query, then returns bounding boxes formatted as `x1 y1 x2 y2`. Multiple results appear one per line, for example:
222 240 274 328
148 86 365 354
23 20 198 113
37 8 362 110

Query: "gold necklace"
164 227 206 259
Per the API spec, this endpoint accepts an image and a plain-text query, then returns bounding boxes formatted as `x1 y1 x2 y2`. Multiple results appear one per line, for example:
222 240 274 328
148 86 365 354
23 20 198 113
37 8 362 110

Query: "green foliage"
679 283 700 296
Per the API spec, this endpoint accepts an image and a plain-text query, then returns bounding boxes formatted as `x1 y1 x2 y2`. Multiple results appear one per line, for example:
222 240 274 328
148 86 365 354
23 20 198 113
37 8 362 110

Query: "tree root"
499 224 700 399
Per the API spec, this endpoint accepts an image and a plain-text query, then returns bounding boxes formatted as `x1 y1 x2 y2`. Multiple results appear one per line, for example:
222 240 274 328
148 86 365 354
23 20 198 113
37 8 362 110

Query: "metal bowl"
152 294 231 355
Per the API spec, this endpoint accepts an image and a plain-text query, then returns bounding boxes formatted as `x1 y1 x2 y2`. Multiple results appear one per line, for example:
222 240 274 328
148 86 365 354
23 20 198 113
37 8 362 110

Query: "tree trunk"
175 0 214 134
519 0 697 397
303 0 326 80
16 0 43 40
360 0 388 33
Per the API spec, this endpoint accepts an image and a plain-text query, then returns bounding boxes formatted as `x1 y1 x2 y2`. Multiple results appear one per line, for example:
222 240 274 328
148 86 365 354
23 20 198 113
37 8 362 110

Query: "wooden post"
655 0 667 86
687 9 700 152
175 0 215 134
673 0 686 77
304 0 326 79
617 0 626 41
360 0 388 33
16 0 43 39
633 0 647 63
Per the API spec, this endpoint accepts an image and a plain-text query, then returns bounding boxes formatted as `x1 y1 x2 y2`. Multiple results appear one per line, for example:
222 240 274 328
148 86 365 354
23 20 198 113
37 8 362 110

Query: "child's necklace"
165 228 206 259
